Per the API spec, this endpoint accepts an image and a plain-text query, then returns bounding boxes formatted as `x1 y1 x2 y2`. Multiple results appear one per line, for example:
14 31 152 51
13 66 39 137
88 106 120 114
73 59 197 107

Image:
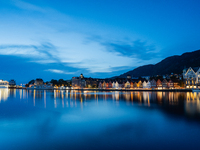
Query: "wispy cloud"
0 42 59 63
102 40 160 60
11 0 45 12
0 0 162 76
45 69 75 75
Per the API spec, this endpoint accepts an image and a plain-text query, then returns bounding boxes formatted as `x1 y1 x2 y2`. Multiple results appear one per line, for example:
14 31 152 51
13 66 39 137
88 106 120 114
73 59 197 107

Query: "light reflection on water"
2 89 200 117
0 88 9 102
1 89 200 150
7 89 200 115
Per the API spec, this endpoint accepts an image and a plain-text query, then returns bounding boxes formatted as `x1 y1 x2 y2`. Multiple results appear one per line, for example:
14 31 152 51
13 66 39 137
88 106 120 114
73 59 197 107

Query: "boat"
58 86 66 90
0 80 9 88
9 79 16 88
192 88 200 92
27 84 54 90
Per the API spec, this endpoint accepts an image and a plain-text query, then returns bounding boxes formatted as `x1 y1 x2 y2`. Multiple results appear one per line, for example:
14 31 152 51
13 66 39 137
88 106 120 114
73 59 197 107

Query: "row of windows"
186 80 197 84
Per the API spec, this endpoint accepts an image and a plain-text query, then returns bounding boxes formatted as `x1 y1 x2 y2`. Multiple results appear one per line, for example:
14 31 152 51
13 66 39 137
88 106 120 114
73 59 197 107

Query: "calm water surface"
0 89 200 150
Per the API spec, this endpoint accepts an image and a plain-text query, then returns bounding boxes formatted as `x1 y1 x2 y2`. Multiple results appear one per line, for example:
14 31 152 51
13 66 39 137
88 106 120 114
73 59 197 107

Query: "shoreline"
72 88 192 92
13 87 193 92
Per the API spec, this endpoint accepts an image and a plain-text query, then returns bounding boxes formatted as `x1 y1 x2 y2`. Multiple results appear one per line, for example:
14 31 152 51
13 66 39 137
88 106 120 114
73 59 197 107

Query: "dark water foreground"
0 89 200 150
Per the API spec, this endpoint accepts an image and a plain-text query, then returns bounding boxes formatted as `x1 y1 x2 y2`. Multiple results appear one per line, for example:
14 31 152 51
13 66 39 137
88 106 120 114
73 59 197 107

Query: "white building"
112 82 115 88
146 81 151 88
125 81 130 88
143 81 147 88
183 67 200 88
0 80 9 88
143 81 151 89
115 81 119 89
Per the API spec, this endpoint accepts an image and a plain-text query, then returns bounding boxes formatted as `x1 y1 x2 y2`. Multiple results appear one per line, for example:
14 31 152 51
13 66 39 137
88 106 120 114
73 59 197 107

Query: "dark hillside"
118 49 200 78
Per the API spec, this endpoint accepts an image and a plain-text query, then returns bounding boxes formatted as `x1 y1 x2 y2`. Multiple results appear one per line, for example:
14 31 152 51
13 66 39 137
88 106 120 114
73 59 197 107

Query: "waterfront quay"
72 88 192 92
22 86 192 92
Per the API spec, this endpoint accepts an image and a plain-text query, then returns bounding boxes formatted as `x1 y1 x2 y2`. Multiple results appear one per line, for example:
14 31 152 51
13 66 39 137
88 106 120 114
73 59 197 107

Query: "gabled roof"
185 67 200 74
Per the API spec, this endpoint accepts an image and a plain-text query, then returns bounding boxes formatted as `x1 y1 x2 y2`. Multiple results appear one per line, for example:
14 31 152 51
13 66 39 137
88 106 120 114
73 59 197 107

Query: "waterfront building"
108 81 112 88
157 79 162 89
118 81 123 89
106 82 109 88
143 81 147 88
28 79 54 90
183 67 200 88
0 80 9 88
130 82 134 88
112 81 115 88
125 81 130 88
72 74 86 88
85 78 98 88
150 79 157 88
168 80 174 88
115 81 119 89
122 81 125 88
102 81 107 89
133 82 137 88
137 81 143 88
172 79 180 88
196 68 200 88
162 79 168 89
146 81 151 88
9 79 16 88
35 78 43 85
98 81 102 89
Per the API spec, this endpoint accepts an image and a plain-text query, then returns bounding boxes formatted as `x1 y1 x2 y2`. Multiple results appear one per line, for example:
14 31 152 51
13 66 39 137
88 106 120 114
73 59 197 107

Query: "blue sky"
0 0 200 84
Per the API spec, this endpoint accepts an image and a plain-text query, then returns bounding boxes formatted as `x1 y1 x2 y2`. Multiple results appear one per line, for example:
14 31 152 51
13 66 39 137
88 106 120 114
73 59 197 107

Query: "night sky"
0 0 200 84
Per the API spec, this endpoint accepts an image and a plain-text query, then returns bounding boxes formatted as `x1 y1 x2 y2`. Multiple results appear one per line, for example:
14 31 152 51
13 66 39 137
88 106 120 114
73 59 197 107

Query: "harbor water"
0 89 200 150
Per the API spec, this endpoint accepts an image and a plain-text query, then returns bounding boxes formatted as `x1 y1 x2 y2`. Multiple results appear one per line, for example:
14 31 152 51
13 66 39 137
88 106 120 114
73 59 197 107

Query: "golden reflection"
74 91 76 100
185 92 200 115
33 90 35 106
131 92 133 101
66 90 69 98
23 89 26 99
49 91 190 108
94 91 96 100
124 92 130 101
61 91 64 100
26 90 28 99
143 92 148 102
0 89 9 102
148 93 150 107
19 89 200 116
20 89 22 99
115 91 119 101
54 99 57 108
62 99 64 108
157 92 162 102
54 90 56 100
44 90 46 108
112 92 115 100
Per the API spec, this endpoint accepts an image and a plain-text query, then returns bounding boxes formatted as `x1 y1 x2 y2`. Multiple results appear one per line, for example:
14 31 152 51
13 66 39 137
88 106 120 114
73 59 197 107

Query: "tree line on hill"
25 79 71 87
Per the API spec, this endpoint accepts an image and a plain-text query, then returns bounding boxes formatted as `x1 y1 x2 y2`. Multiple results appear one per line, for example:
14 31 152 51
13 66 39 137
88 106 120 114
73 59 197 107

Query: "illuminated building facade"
150 79 157 88
35 78 43 85
9 79 16 88
183 67 200 88
0 80 9 88
162 79 168 88
72 74 86 88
